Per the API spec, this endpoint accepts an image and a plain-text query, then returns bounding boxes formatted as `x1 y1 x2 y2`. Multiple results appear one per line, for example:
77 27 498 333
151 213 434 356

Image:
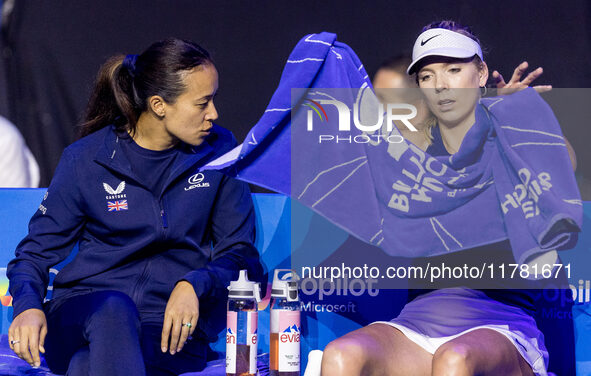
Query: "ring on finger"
10 339 20 345
183 322 192 329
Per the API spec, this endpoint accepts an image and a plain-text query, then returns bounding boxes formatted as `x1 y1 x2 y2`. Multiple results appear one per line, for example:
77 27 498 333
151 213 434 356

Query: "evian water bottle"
270 269 300 376
226 270 261 376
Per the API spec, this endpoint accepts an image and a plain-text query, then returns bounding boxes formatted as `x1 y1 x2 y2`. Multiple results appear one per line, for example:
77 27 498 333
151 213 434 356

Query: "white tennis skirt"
372 288 548 376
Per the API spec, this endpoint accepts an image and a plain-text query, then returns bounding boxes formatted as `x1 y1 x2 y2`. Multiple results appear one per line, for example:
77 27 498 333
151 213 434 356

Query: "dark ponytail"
79 38 212 138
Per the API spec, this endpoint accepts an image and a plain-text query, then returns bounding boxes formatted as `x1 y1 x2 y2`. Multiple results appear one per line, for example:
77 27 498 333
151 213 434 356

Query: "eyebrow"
196 93 216 102
419 62 462 74
418 68 435 74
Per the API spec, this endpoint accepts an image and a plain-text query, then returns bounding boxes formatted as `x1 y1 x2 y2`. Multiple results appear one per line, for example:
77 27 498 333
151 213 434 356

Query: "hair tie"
123 54 138 78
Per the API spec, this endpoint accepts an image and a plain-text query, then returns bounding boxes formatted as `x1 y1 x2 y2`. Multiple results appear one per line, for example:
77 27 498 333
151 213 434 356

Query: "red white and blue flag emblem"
107 200 128 211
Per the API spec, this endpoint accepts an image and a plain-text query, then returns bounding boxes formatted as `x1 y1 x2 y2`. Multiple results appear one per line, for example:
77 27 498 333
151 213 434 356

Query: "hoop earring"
480 86 488 97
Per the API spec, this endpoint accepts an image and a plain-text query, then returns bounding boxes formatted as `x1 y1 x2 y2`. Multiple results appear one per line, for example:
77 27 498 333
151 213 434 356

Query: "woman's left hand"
161 281 199 355
492 61 552 94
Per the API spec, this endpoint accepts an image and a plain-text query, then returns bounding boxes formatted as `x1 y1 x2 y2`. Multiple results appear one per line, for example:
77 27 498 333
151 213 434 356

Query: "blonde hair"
423 116 436 145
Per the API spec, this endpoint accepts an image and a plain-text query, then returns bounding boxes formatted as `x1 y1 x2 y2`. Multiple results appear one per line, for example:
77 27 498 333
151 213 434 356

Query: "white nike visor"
407 28 483 75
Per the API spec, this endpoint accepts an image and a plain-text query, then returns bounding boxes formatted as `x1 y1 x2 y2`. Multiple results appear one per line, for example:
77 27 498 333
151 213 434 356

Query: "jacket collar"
94 125 217 193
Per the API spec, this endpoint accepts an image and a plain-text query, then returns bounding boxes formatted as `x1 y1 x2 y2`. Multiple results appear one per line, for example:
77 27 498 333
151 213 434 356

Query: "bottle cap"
228 270 261 302
271 269 300 301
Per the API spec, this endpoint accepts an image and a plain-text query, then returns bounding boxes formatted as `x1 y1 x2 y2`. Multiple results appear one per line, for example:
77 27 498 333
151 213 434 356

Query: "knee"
432 342 473 376
321 337 367 376
67 346 90 375
89 291 140 329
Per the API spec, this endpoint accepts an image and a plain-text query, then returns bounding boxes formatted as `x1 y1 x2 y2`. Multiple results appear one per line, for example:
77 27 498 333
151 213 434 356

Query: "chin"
182 136 204 147
433 110 454 123
433 118 455 129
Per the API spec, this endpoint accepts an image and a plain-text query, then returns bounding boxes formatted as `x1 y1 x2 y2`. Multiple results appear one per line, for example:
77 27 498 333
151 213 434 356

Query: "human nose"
206 101 218 122
434 74 448 93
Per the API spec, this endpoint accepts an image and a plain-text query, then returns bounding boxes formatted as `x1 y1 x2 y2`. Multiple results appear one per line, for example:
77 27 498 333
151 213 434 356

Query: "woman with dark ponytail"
7 38 263 375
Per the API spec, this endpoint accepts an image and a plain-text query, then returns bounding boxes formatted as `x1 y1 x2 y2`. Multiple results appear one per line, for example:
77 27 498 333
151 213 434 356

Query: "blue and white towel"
204 32 582 263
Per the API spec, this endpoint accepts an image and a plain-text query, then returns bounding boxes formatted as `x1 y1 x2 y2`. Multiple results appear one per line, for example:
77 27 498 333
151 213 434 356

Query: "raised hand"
492 61 552 95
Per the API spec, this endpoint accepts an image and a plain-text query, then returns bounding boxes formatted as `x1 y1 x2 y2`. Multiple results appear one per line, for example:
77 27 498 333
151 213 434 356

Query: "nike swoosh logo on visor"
421 34 441 46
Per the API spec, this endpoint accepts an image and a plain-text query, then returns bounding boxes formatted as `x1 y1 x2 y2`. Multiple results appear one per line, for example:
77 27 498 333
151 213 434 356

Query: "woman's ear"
148 95 166 118
479 61 489 87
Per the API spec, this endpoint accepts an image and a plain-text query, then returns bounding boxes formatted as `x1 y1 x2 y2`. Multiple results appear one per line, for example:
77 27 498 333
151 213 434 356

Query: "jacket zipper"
159 199 168 229
133 194 167 306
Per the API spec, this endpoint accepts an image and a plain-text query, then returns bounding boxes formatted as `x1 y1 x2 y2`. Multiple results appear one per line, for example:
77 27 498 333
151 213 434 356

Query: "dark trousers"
43 290 208 376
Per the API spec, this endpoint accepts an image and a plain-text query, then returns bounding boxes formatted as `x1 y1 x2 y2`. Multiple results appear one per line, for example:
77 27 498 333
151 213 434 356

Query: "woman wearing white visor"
318 21 578 376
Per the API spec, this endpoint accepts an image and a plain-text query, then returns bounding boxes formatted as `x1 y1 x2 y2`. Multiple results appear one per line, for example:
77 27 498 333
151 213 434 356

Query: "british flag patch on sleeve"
107 200 128 211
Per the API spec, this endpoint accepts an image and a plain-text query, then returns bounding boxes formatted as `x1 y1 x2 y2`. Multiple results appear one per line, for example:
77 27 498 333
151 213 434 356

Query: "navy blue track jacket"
7 124 263 341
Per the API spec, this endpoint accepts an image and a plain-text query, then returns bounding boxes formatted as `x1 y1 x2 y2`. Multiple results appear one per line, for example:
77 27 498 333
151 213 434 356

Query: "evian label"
247 311 258 374
226 311 237 373
226 310 257 374
272 309 301 372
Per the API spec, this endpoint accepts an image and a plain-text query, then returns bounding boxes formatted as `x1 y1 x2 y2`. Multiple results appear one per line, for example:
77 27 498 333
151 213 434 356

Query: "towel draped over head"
203 32 582 264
